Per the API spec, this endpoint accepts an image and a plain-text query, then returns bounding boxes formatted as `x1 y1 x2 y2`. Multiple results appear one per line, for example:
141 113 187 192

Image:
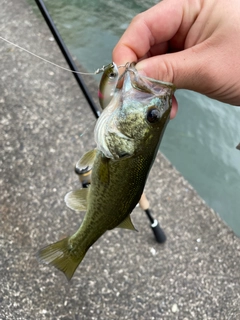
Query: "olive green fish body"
38 63 174 280
69 145 158 257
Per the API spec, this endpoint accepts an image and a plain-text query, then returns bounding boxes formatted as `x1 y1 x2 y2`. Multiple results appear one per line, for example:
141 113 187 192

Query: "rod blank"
35 0 100 119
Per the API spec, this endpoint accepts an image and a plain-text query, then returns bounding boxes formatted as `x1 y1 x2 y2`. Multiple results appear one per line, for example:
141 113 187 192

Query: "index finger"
112 0 183 66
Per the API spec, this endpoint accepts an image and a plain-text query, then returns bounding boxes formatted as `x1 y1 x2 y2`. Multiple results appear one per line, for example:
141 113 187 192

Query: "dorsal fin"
64 188 89 212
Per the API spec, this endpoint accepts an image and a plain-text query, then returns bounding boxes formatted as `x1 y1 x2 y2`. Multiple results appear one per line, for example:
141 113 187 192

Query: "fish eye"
109 72 117 79
146 108 161 124
118 152 130 159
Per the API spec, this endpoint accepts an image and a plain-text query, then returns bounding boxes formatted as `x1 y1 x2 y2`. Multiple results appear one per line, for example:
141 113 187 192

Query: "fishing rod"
35 0 100 119
35 0 166 243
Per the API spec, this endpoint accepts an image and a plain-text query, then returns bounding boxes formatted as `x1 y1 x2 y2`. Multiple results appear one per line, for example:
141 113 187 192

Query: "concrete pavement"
1 0 240 319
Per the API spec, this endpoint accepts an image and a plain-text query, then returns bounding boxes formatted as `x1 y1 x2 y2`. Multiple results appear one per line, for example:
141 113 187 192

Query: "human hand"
113 0 240 118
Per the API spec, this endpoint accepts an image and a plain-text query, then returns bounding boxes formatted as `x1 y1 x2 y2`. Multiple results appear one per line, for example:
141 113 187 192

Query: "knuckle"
158 60 175 83
131 12 144 25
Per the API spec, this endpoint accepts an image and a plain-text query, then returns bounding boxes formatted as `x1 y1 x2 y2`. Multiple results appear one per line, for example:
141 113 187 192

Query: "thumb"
136 43 215 97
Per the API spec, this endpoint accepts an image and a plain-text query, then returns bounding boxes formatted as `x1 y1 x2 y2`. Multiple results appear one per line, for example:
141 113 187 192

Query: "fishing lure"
98 62 120 109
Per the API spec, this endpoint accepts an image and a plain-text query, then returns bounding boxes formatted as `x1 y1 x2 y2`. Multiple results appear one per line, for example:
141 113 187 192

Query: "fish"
236 143 240 150
98 62 119 109
38 62 175 281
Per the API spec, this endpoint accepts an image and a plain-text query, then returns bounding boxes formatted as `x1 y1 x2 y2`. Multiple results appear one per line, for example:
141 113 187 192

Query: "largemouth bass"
38 63 175 280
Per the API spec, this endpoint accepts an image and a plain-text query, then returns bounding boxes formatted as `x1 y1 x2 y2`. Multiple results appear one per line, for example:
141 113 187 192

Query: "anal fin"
117 215 138 232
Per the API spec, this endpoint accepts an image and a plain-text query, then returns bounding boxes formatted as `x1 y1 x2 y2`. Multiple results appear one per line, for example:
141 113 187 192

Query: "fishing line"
0 36 105 75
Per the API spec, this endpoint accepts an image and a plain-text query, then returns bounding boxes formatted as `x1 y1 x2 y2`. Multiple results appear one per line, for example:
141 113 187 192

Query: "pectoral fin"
64 188 89 212
76 149 97 172
117 215 138 231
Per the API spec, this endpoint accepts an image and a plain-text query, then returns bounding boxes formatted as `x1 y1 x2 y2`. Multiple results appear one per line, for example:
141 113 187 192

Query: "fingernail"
135 61 147 76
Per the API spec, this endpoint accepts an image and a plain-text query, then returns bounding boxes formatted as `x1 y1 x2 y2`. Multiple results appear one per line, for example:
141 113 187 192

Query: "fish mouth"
94 90 123 159
94 62 175 159
94 93 135 160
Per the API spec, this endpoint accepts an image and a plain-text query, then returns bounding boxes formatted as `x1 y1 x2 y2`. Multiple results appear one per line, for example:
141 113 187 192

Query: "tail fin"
38 237 85 281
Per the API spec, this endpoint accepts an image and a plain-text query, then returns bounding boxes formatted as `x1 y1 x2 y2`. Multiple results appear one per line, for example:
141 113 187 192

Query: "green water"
32 0 240 236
